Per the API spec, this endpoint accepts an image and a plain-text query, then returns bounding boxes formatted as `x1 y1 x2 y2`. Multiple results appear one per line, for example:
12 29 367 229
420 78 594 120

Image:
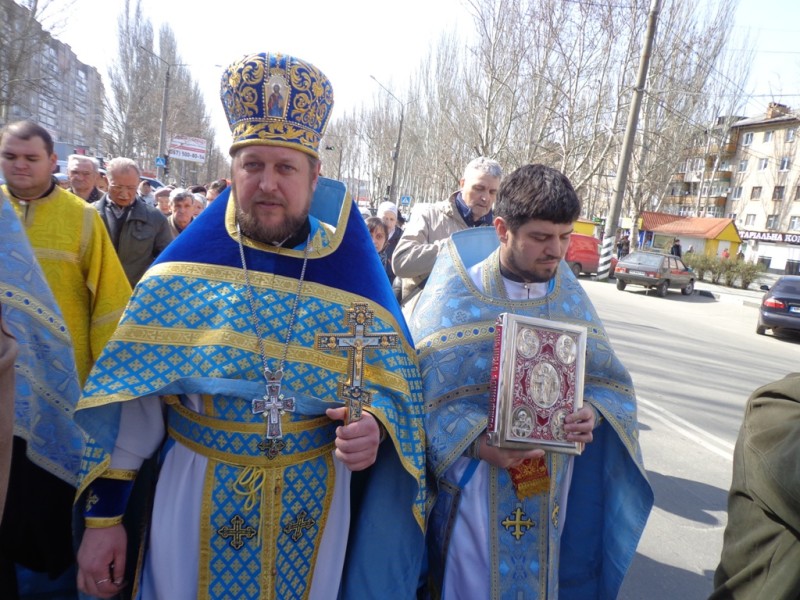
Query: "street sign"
400 195 412 206
155 156 166 168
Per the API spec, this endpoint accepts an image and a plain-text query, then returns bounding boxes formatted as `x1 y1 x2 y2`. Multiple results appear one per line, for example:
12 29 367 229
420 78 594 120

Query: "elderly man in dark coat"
93 157 174 286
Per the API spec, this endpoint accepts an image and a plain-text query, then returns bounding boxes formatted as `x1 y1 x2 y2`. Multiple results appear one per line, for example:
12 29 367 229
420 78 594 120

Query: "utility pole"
370 75 408 205
140 46 185 181
597 0 662 280
157 65 170 181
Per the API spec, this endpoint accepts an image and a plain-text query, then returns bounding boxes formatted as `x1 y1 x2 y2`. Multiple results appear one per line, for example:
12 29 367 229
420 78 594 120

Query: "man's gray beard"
235 203 308 245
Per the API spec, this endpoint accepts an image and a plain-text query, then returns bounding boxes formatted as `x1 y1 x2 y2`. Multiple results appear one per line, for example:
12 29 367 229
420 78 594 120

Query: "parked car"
756 275 800 336
566 233 617 277
614 251 694 297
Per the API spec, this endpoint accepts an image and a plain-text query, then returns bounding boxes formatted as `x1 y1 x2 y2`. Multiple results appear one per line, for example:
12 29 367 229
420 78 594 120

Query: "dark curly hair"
494 164 581 232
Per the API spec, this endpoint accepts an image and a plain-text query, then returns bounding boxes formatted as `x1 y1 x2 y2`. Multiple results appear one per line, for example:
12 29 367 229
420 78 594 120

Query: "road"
579 278 800 600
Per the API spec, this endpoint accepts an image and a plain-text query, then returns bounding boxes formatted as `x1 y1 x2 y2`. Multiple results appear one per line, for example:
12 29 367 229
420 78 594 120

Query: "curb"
694 287 763 307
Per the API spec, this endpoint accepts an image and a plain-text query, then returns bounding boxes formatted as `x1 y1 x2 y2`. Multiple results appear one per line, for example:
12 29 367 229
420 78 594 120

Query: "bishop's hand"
326 407 381 471
76 524 128 598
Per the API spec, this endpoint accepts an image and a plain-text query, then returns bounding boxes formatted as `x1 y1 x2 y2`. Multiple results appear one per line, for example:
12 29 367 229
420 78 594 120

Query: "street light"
140 46 186 181
370 75 408 205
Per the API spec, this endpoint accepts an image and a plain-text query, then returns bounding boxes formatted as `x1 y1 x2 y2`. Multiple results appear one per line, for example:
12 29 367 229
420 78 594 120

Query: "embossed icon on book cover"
488 313 587 455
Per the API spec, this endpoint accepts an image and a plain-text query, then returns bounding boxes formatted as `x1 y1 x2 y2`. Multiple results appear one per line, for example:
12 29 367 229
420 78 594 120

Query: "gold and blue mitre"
220 52 334 158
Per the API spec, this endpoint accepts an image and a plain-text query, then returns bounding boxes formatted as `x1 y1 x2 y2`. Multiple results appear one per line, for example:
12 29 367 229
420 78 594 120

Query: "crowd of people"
0 48 783 600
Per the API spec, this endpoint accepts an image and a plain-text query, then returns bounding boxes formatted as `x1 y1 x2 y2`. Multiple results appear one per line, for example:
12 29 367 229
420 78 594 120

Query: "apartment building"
666 103 800 274
728 103 800 274
0 0 105 167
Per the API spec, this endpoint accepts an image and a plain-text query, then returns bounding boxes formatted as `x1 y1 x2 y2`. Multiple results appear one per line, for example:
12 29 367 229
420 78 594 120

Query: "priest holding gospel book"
409 163 654 600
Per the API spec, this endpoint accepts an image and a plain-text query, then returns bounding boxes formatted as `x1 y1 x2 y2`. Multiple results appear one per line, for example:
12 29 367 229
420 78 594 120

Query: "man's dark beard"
502 250 558 284
235 202 309 245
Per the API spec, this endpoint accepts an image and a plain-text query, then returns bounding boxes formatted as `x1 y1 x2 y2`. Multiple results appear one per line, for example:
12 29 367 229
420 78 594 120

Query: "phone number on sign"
170 151 206 162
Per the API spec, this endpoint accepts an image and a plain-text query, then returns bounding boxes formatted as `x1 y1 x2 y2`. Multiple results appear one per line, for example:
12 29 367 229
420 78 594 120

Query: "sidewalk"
693 272 777 307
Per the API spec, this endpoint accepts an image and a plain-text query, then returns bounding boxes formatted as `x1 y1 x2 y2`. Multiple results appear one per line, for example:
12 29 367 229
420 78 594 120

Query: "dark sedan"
614 251 695 297
756 275 800 336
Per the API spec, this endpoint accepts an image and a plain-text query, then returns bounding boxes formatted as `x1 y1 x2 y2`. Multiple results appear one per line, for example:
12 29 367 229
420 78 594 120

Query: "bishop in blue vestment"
74 52 426 600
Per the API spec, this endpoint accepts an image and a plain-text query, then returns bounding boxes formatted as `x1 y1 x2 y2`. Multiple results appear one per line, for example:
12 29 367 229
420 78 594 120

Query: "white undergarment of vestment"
111 394 350 600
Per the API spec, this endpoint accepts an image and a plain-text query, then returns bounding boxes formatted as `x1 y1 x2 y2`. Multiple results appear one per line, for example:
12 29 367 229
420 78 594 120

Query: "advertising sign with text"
168 136 207 163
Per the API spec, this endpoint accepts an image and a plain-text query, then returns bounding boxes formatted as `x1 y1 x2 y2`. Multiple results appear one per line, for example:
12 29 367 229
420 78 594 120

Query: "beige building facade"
666 103 800 274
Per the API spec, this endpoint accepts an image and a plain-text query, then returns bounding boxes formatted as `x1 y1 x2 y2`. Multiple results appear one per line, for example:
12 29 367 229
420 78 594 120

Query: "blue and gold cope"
74 180 426 599
221 52 334 159
0 194 84 486
409 228 653 599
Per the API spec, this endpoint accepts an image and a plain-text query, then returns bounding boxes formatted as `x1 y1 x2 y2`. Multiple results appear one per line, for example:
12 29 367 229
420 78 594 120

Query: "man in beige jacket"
392 157 502 312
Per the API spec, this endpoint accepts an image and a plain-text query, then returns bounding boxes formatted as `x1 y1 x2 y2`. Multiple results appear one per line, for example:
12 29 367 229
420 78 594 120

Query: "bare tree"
104 0 158 158
322 0 754 224
104 0 227 183
625 0 745 247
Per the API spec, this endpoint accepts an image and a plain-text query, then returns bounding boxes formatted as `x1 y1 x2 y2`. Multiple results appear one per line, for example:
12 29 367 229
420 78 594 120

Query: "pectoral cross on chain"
316 303 399 424
251 369 295 442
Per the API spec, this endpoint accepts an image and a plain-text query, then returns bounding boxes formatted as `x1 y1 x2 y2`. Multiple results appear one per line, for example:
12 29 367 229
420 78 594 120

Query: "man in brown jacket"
392 157 502 311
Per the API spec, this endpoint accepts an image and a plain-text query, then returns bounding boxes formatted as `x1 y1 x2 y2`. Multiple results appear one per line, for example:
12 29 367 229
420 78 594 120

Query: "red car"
566 233 617 277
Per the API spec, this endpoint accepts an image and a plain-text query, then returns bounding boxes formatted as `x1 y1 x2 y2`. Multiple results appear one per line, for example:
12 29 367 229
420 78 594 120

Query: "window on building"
766 214 780 229
773 186 785 200
731 186 742 199
751 186 762 199
708 206 723 217
790 216 800 231
763 130 774 143
76 69 88 95
745 214 756 226
738 159 748 172
742 132 753 146
758 158 769 170
795 186 800 201
728 212 737 221
787 128 796 142
780 157 791 171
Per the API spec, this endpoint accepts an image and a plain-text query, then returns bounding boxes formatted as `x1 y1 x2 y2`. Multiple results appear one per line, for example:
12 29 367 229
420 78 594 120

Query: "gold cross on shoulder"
316 303 399 423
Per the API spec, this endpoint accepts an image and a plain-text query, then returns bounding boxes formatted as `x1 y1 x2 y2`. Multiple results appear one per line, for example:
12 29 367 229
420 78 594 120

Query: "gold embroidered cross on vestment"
218 514 257 550
283 509 315 541
502 506 535 541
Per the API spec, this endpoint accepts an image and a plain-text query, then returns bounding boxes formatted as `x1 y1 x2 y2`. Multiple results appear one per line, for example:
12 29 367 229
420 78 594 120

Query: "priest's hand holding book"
474 405 596 469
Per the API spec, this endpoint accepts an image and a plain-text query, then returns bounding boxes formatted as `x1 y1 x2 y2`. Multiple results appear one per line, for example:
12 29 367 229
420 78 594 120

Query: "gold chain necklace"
237 224 311 453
